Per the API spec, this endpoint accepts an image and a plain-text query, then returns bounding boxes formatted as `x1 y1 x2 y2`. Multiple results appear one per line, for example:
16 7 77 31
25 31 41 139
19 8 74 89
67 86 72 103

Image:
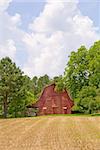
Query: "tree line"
0 58 52 118
56 40 100 114
0 40 100 118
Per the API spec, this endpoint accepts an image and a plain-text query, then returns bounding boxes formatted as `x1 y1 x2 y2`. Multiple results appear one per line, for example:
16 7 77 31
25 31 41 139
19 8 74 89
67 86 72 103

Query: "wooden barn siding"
38 95 72 115
33 84 74 115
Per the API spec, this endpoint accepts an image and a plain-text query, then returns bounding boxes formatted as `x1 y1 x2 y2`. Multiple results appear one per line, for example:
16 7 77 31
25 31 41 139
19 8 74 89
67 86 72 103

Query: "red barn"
32 84 74 115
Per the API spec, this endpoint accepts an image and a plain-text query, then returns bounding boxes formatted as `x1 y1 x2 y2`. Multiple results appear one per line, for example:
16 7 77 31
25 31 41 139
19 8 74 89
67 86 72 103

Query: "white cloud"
0 0 25 65
0 0 99 77
0 39 16 60
0 0 16 60
10 13 21 26
0 0 12 13
29 0 79 33
23 0 100 77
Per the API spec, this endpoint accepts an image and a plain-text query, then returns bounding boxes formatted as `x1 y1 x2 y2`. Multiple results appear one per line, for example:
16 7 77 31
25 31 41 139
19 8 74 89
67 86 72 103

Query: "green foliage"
31 74 51 98
64 40 100 114
88 41 100 88
53 75 65 92
64 46 89 98
0 58 51 118
0 41 100 117
77 86 100 114
0 57 35 118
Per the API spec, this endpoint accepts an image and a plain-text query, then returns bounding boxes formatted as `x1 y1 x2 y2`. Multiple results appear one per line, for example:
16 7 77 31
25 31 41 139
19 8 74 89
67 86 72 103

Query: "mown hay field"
0 116 100 150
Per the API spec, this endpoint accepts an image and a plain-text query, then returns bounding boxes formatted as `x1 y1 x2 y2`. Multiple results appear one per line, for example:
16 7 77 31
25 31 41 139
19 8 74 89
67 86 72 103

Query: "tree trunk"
3 94 8 118
89 109 92 114
14 109 17 118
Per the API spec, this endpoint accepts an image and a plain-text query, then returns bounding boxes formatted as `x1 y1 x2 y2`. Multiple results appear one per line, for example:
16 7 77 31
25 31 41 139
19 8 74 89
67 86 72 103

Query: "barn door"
53 107 57 114
52 98 58 114
64 109 67 114
43 107 47 115
63 107 67 114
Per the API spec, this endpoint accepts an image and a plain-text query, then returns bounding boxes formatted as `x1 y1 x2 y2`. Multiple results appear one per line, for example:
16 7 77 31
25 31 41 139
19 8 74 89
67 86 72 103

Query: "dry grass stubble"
0 116 100 150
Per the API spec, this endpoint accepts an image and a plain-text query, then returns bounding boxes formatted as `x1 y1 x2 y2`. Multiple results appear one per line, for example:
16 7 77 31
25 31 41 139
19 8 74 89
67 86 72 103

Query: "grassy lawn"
0 116 100 150
40 113 100 117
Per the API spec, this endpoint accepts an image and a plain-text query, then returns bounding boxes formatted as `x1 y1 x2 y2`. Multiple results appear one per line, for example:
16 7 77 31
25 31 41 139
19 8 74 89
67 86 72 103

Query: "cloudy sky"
0 0 100 77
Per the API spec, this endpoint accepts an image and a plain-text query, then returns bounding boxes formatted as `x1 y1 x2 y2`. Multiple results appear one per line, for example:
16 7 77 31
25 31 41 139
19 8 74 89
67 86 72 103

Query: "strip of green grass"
91 113 100 116
0 113 100 119
39 114 90 117
39 113 100 117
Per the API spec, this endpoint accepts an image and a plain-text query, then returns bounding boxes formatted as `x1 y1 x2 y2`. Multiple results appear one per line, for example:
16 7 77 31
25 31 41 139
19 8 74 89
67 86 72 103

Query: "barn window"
63 106 67 114
43 107 47 110
63 106 67 109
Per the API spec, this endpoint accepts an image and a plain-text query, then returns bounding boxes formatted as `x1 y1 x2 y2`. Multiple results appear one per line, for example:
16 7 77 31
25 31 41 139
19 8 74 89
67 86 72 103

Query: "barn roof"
32 83 74 108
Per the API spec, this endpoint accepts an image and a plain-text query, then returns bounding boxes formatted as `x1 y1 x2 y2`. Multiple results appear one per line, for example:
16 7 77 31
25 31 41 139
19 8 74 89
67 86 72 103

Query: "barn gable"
32 84 74 115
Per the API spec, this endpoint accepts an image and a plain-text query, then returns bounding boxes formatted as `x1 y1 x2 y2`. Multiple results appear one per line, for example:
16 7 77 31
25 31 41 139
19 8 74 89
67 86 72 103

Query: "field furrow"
0 116 100 150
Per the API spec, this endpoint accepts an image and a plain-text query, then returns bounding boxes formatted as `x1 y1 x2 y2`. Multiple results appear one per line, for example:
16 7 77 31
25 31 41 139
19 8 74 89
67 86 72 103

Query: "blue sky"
7 0 100 31
7 1 45 31
78 0 100 28
0 0 100 77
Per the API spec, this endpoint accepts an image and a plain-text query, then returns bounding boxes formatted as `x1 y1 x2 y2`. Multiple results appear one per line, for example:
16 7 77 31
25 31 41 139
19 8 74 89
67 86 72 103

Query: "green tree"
31 76 38 97
88 41 100 88
64 46 88 98
8 75 35 117
37 74 50 92
0 57 23 117
32 74 50 98
53 75 65 92
64 40 100 114
77 86 100 114
0 57 35 118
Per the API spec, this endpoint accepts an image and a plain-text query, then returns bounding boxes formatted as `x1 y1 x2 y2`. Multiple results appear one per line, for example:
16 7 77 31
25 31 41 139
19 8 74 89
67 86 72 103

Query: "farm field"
0 116 100 150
